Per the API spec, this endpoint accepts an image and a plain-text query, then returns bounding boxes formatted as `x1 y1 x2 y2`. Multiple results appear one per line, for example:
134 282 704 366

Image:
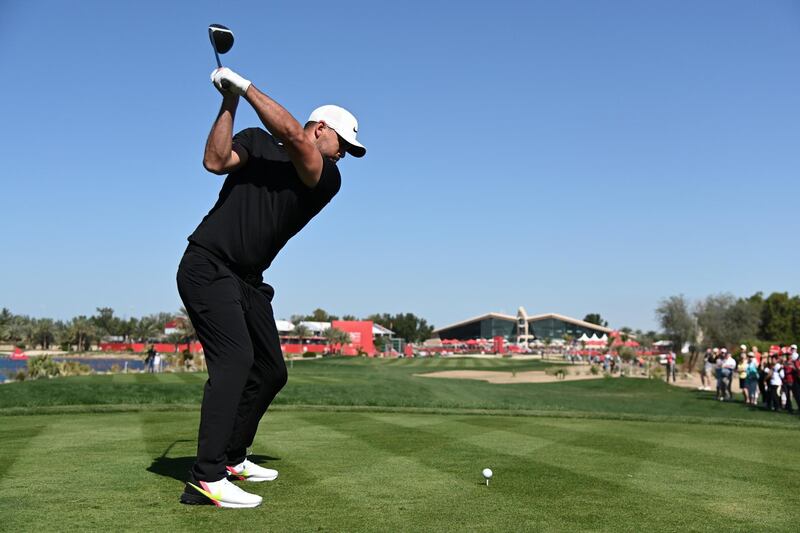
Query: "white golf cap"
308 105 366 158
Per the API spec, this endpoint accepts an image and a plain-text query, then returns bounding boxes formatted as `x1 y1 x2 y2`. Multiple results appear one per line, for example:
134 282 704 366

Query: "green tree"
0 308 13 341
292 324 311 343
68 316 96 352
323 327 350 354
655 295 696 361
132 315 161 342
301 308 339 322
365 313 434 343
694 293 760 348
92 307 119 340
583 313 608 327
759 292 794 343
32 318 56 350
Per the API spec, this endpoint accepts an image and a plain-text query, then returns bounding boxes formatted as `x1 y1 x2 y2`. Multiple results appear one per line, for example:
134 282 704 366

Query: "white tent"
299 321 330 335
276 320 295 334
578 333 590 342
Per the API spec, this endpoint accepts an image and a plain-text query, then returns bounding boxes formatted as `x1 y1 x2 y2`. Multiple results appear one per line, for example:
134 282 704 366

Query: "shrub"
650 365 665 380
14 370 26 381
589 365 600 375
302 351 317 358
617 346 636 360
58 360 92 376
26 355 61 379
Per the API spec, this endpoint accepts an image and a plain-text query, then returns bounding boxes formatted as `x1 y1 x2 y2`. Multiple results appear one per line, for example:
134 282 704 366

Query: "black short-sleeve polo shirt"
188 127 341 272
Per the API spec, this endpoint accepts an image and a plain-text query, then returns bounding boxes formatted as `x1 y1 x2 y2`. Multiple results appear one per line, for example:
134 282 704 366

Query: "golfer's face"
321 124 346 163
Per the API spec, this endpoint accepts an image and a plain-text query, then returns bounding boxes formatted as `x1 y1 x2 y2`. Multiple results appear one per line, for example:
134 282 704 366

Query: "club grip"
221 80 230 90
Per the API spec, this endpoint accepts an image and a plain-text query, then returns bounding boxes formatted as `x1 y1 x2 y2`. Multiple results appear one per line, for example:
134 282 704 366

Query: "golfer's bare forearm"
244 85 321 187
203 95 239 174
243 86 306 150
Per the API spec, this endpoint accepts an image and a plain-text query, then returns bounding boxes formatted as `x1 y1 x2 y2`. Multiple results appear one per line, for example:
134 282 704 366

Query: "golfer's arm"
244 85 322 187
203 94 248 175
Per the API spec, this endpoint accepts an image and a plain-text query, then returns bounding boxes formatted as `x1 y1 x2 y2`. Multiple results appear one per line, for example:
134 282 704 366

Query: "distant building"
434 307 612 344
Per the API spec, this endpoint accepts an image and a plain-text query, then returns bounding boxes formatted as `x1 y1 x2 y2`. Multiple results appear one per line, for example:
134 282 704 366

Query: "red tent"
466 339 478 345
10 347 28 360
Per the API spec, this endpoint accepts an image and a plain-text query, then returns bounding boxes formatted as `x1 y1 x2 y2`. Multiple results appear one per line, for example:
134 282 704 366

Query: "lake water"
0 357 145 382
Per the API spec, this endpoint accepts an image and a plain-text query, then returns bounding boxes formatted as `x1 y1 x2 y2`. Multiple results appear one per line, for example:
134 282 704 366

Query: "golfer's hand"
210 67 251 96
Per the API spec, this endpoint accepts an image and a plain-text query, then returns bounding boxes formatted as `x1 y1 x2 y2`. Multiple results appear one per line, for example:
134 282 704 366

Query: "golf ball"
482 468 493 479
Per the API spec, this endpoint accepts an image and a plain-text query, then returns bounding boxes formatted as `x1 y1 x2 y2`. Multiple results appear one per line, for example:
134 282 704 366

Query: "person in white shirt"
720 352 737 401
767 355 784 411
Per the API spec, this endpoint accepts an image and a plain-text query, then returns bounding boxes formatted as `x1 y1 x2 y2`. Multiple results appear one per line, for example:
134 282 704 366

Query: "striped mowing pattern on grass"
1 409 797 532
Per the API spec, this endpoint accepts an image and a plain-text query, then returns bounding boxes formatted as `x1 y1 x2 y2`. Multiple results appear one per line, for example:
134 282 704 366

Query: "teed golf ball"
482 468 493 479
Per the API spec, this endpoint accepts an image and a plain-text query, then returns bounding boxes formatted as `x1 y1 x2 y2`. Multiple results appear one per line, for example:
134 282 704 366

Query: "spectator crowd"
699 343 800 413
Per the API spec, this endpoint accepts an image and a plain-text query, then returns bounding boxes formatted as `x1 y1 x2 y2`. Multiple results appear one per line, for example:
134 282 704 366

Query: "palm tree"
68 316 95 352
133 315 161 343
324 327 351 355
293 324 311 346
178 307 196 344
33 318 56 350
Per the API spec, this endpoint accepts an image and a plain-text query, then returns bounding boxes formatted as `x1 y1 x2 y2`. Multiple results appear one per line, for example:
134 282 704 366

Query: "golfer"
177 67 365 508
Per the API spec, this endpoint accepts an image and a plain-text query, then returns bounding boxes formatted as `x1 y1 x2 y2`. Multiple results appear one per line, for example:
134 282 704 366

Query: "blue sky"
1 0 799 331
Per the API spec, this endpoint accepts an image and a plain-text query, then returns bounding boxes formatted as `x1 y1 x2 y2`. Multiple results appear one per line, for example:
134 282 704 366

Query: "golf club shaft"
208 31 230 90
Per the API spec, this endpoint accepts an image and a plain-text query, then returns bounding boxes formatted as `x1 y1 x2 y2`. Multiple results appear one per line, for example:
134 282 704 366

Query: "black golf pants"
177 245 287 482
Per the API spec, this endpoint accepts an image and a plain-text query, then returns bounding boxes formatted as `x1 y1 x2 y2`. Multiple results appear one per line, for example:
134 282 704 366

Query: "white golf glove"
210 67 251 96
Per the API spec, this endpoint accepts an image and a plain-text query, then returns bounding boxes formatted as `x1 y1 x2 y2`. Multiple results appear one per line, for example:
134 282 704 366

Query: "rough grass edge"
1 403 798 430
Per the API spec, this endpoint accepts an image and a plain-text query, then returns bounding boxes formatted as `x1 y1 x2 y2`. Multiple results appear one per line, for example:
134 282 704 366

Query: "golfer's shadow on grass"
147 440 279 482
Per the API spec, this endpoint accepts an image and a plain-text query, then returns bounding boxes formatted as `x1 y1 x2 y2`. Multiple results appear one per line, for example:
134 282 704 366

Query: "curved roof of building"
433 311 613 334
432 312 516 333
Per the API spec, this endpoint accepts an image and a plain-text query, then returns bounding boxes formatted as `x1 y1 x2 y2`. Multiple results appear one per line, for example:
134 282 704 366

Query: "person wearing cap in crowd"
744 353 759 405
720 349 737 401
665 351 676 383
737 353 749 404
752 345 761 365
714 348 725 400
176 67 366 508
767 355 784 411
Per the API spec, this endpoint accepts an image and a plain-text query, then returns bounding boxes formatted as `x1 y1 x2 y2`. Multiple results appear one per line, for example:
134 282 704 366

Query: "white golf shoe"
181 477 262 508
226 458 279 482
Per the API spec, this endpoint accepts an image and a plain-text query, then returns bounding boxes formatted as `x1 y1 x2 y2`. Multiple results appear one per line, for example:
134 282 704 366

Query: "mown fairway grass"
1 357 798 532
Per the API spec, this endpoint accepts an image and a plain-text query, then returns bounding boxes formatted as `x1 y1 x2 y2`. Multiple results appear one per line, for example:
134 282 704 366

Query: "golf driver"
208 24 234 90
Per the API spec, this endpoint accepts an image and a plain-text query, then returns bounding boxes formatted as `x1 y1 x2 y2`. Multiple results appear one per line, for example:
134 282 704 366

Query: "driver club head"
208 24 234 55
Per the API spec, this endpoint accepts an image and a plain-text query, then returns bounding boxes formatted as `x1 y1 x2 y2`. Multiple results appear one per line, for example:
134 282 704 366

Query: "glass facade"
438 315 608 342
528 318 604 341
438 317 517 341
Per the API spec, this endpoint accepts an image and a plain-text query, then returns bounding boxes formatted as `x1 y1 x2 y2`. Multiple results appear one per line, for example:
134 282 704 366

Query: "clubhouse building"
433 307 612 345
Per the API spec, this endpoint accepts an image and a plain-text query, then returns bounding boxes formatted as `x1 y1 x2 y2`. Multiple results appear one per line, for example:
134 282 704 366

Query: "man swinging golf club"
177 66 366 508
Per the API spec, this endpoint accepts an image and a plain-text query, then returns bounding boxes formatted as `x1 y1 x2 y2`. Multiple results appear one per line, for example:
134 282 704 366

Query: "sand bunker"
415 369 708 389
414 370 603 384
